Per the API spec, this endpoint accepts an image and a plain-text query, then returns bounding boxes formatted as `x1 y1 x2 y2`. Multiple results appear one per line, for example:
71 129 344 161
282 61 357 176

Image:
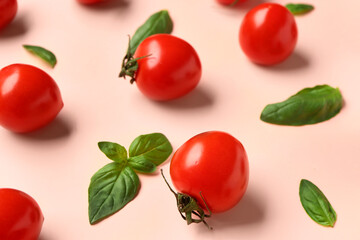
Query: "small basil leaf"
23 45 57 68
129 133 172 166
299 179 337 227
98 142 127 163
129 10 173 55
88 163 140 224
128 158 157 174
286 3 314 15
260 85 343 126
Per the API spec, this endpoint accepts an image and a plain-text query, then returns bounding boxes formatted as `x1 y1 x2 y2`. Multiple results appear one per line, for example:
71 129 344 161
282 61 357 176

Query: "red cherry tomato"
134 34 202 101
239 3 298 65
0 0 17 30
0 64 63 133
0 188 44 240
170 131 249 213
216 0 247 6
76 0 106 5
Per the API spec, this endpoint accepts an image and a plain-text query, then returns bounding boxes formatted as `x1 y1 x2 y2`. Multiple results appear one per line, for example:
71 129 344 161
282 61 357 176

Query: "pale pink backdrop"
0 0 359 239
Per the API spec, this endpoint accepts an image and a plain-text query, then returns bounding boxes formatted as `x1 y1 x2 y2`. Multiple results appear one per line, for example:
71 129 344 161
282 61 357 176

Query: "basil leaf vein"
88 163 140 224
98 141 127 163
129 133 173 166
299 179 337 227
260 85 343 126
128 157 157 173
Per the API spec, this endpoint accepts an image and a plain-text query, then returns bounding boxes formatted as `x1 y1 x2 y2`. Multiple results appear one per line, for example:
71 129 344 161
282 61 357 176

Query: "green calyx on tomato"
119 10 173 83
161 169 213 230
88 133 173 224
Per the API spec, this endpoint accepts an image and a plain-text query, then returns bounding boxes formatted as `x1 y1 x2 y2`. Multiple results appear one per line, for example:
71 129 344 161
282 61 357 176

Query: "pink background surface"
1 0 360 239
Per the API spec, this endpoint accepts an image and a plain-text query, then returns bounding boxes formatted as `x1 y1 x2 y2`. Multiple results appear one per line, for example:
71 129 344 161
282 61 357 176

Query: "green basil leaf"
299 179 337 227
129 133 172 166
23 45 57 68
260 85 343 126
128 158 157 174
98 142 127 163
286 3 314 15
129 10 173 55
88 163 140 224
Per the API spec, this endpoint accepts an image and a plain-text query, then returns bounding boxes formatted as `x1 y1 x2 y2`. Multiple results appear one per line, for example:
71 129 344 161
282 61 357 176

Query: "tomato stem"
119 36 151 84
160 169 213 230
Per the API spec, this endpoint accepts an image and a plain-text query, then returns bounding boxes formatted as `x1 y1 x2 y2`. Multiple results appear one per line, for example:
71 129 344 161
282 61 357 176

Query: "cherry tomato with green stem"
239 3 298 65
0 0 17 30
121 34 202 101
0 188 44 240
0 64 63 133
170 131 249 213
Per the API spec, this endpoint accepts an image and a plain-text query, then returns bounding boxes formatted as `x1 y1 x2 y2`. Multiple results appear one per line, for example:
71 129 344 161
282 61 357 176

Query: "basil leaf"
286 3 314 15
98 142 127 163
260 85 343 126
88 163 140 224
128 158 157 174
129 133 172 166
23 45 57 68
129 10 173 55
299 179 337 227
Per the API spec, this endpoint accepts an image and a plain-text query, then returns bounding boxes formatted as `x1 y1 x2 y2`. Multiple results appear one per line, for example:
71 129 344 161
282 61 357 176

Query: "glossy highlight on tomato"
0 188 44 240
134 34 202 101
0 64 63 133
239 3 298 65
170 131 249 213
0 0 17 30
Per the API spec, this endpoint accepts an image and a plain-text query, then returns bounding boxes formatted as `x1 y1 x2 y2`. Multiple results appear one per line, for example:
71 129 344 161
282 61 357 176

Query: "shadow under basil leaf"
154 86 215 110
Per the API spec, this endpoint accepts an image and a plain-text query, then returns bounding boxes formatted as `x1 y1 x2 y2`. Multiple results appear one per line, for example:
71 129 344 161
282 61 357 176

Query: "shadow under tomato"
38 234 55 240
196 189 266 232
257 51 310 72
79 0 130 11
13 115 73 141
0 15 29 39
154 86 215 110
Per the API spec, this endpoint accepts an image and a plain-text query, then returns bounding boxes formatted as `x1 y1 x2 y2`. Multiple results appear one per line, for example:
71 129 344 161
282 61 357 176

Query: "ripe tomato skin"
0 0 17 30
0 64 63 133
170 131 249 213
216 0 247 6
0 188 44 240
239 3 298 65
76 0 107 5
134 34 202 101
